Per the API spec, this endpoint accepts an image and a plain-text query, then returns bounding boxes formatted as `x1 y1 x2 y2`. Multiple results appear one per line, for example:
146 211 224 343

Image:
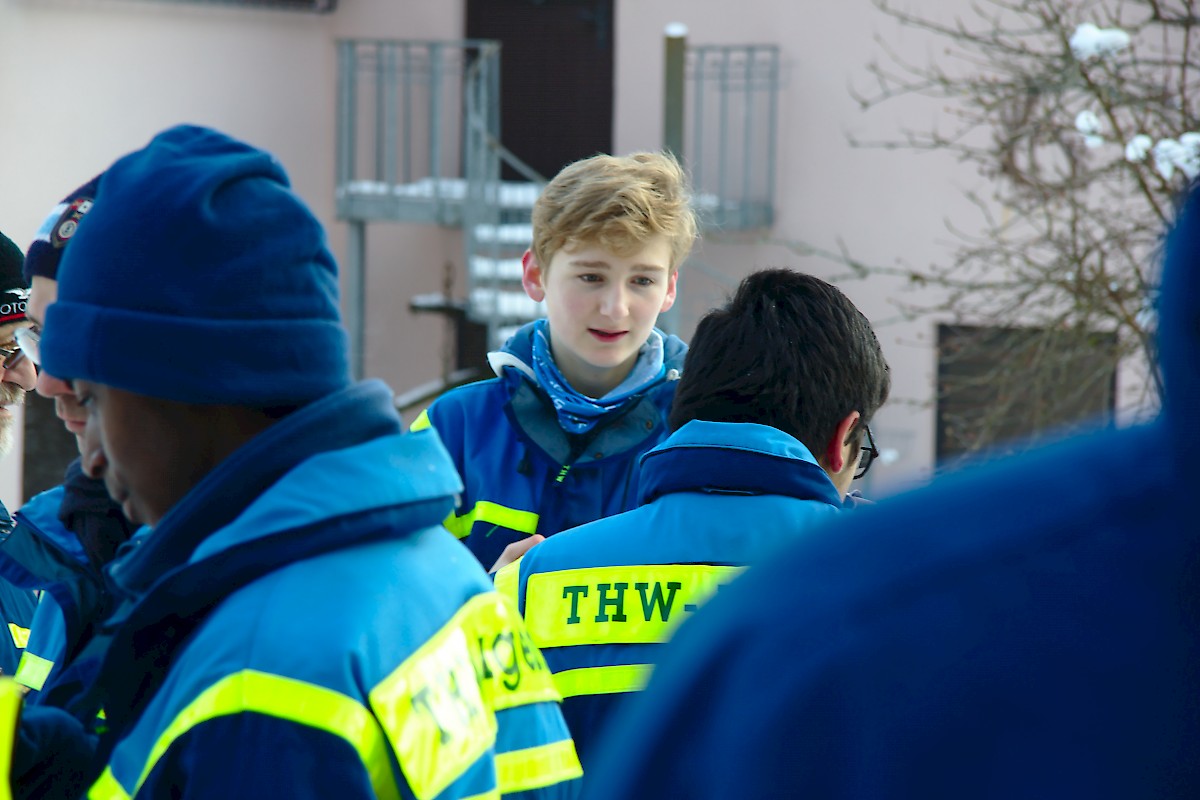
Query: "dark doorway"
466 0 614 180
23 390 78 502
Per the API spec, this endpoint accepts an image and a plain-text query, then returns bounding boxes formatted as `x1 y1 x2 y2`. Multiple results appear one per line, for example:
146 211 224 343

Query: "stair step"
469 287 544 320
340 177 540 209
472 223 533 246
469 256 524 281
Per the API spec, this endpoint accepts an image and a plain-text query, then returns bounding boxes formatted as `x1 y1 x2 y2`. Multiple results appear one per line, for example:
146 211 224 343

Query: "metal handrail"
393 367 486 414
461 48 547 347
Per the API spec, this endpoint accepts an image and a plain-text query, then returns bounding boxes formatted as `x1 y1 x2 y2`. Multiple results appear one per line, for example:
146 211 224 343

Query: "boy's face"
523 235 677 398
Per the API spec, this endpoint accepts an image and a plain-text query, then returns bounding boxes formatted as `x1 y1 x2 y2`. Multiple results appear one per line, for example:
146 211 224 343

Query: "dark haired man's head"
669 269 890 492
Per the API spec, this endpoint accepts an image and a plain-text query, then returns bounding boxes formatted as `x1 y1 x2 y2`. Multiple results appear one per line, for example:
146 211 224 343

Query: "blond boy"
415 152 697 570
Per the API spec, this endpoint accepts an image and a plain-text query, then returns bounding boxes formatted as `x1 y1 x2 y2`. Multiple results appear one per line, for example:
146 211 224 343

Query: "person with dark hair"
0 176 142 706
493 268 891 774
0 125 581 799
581 190 1200 798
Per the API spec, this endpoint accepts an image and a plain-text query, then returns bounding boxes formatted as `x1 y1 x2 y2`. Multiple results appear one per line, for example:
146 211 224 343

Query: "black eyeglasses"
854 424 879 480
13 326 39 367
0 340 26 372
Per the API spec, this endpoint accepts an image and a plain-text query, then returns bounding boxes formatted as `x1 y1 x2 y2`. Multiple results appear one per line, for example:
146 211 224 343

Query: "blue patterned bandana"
531 319 666 434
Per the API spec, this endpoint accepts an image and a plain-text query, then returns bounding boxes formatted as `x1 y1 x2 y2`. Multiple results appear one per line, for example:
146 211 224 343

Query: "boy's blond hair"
530 151 697 272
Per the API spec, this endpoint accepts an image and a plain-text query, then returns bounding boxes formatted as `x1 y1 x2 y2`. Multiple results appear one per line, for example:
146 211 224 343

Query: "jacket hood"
638 420 843 508
107 379 459 597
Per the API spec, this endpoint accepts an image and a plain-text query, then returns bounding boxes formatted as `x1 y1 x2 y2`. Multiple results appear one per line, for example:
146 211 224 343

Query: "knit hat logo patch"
0 288 28 324
0 232 29 324
25 176 101 283
51 197 94 248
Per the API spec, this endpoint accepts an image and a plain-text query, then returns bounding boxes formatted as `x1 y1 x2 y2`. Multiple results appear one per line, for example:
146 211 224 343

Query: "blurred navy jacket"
585 192 1200 798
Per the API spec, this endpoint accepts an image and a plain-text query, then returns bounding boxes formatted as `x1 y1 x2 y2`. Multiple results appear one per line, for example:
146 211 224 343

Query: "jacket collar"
488 319 688 387
107 379 453 597
638 420 843 508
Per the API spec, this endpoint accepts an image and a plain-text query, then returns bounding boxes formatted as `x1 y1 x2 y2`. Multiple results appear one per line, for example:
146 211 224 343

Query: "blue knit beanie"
40 124 352 406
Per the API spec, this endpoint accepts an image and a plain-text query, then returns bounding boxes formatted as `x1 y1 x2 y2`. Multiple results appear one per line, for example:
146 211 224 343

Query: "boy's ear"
521 250 546 302
660 270 679 313
822 411 862 474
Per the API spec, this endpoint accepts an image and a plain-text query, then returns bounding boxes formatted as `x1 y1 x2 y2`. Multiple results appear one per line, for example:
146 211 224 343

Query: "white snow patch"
1153 136 1200 181
1125 134 1153 162
1074 110 1100 135
1070 23 1131 61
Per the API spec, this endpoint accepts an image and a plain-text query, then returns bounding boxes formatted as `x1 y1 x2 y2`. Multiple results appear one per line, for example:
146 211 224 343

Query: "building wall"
613 0 980 495
0 0 978 507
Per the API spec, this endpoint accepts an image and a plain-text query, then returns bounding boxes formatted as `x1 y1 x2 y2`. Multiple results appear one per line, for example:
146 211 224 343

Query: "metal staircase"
336 38 545 383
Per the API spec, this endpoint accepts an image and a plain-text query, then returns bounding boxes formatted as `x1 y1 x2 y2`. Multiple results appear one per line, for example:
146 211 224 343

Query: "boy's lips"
588 329 628 342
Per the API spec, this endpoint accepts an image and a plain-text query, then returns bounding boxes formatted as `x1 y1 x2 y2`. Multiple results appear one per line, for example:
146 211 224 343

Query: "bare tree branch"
764 0 1193 455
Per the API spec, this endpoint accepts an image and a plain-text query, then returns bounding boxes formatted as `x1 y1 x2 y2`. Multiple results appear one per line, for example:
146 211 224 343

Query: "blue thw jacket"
495 420 844 770
414 321 687 570
582 189 1200 799
1 474 136 702
4 488 82 695
0 513 35 675
20 381 581 800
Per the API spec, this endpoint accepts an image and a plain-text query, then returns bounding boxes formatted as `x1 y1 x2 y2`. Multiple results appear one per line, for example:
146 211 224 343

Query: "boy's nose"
600 285 630 318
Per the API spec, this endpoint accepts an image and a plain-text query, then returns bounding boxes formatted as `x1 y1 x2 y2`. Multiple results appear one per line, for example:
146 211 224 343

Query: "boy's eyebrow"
567 259 668 272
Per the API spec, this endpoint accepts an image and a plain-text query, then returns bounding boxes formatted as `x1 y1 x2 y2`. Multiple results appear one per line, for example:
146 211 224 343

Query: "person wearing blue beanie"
4 125 581 800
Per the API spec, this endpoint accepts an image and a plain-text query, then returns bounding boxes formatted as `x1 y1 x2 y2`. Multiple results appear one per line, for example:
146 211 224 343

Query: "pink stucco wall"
0 0 991 504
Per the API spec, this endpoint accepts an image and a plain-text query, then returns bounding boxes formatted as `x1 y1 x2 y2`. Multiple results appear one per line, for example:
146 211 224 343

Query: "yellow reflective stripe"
493 559 522 612
13 651 54 691
0 679 24 800
495 739 583 794
443 509 472 539
370 592 562 800
90 670 398 800
410 409 432 432
87 767 129 800
553 664 653 699
445 501 540 540
7 623 29 649
525 564 745 647
459 790 499 800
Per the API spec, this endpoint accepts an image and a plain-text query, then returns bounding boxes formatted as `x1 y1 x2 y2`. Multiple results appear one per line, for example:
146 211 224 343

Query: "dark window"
936 324 1118 463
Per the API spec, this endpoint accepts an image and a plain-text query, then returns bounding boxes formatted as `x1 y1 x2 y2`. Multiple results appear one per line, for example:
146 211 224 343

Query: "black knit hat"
25 176 100 283
0 230 29 324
